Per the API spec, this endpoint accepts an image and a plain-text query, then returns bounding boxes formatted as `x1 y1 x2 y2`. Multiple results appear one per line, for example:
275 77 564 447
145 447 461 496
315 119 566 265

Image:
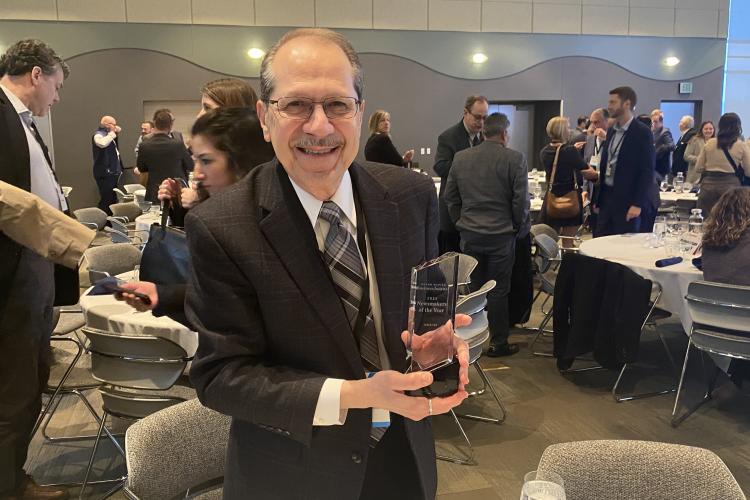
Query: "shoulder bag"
139 201 190 286
720 145 750 187
545 145 581 219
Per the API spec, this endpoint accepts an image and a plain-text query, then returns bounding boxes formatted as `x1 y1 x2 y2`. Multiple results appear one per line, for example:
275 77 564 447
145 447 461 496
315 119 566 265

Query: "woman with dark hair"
684 120 715 184
117 107 274 321
197 78 258 117
695 112 750 216
364 109 414 166
701 187 750 386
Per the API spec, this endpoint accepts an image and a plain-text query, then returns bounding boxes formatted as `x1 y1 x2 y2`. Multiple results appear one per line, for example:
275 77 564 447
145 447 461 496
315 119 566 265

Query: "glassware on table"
673 172 685 193
664 235 681 258
688 208 704 234
130 265 140 282
137 200 153 213
529 180 539 200
521 470 566 500
651 216 668 247
659 180 670 192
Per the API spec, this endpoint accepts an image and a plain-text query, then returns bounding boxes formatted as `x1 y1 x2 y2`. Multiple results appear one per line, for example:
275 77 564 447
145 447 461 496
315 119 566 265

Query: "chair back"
530 224 559 242
124 398 230 500
74 207 108 231
457 254 478 286
109 202 142 221
534 233 560 272
81 327 189 391
537 440 745 500
82 244 141 285
457 280 496 316
686 280 750 359
124 184 146 194
113 188 134 204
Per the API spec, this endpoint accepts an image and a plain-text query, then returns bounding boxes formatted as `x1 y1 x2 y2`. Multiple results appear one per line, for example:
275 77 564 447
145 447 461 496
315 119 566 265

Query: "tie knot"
20 111 33 127
319 201 344 226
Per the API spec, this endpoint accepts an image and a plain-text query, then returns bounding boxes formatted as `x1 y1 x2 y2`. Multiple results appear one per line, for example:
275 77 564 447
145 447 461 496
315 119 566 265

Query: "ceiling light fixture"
247 48 265 59
472 53 488 64
664 56 680 67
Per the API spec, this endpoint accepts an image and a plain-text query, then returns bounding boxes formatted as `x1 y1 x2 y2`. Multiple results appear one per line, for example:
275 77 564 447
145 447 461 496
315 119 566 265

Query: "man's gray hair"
681 115 695 128
484 113 510 138
259 28 363 102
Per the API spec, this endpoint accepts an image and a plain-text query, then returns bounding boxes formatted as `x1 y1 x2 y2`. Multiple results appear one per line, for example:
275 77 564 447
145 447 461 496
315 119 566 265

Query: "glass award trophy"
407 252 460 397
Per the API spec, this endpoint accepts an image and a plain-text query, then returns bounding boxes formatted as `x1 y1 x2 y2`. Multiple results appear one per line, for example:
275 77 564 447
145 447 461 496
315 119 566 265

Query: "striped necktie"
318 201 381 371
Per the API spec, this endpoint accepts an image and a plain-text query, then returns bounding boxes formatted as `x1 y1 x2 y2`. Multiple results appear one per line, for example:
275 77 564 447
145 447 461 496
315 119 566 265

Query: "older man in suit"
185 28 471 500
594 87 656 237
650 109 675 181
433 95 488 254
671 115 697 180
0 39 71 500
444 113 528 357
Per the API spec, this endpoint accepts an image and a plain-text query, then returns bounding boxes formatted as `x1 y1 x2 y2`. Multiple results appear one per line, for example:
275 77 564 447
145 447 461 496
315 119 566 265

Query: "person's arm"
565 145 598 181
378 134 406 167
136 145 148 172
93 130 116 149
0 181 95 268
444 163 462 225
511 155 529 232
739 141 750 176
433 132 455 178
655 129 675 158
684 139 701 165
694 142 708 174
629 127 656 219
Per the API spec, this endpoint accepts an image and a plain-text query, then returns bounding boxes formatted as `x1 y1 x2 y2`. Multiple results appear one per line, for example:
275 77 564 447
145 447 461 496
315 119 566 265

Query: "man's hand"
595 128 607 140
158 178 181 205
115 281 159 312
574 141 585 150
403 149 415 163
625 205 641 221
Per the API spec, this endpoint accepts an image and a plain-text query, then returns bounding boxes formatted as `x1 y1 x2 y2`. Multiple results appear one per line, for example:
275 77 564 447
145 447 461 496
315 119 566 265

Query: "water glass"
664 235 680 257
660 180 670 192
521 471 566 500
131 265 140 283
651 216 667 247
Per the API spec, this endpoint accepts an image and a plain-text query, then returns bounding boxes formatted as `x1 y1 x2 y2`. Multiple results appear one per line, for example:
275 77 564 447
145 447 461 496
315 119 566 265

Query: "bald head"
100 115 119 134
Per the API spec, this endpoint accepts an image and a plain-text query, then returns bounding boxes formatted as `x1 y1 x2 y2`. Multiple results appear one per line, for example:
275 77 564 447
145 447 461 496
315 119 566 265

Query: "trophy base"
408 358 460 398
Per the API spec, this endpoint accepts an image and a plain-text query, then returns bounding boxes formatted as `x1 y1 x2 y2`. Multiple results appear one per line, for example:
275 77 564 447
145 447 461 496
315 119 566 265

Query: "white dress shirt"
0 83 66 211
289 170 390 426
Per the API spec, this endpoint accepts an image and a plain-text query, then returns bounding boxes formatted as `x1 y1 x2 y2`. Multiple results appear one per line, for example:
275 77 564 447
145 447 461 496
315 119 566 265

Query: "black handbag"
139 202 190 286
721 145 750 186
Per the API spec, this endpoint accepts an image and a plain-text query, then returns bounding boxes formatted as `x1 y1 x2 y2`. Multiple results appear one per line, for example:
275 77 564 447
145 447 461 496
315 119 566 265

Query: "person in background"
92 115 123 214
133 119 154 157
118 107 274 322
571 115 589 144
364 110 414 167
540 117 598 247
695 112 750 217
650 109 675 181
197 77 258 118
685 120 714 184
0 38 71 500
701 187 750 387
671 115 696 181
445 113 528 357
593 87 656 237
136 109 192 203
583 108 609 230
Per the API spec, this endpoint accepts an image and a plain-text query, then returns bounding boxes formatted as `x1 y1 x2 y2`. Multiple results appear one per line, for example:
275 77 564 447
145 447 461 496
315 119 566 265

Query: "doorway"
660 100 703 137
488 100 561 170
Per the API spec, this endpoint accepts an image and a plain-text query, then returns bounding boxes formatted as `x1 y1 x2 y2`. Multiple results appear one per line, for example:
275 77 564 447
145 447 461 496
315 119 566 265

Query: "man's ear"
256 100 271 142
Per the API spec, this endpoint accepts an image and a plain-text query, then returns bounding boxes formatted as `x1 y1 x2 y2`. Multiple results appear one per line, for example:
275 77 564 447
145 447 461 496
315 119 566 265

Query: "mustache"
292 135 344 148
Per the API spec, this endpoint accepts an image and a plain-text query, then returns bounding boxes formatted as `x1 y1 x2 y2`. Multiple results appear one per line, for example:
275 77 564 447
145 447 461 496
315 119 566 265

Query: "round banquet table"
659 191 698 203
579 233 703 333
134 211 161 242
79 271 198 357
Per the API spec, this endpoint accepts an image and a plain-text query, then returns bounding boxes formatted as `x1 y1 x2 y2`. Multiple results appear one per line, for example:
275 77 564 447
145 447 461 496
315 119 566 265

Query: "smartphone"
111 285 152 306
89 277 152 305
408 358 460 399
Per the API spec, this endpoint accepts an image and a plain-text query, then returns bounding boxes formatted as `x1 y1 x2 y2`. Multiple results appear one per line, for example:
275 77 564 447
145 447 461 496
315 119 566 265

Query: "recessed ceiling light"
247 48 265 59
472 53 488 64
664 56 680 67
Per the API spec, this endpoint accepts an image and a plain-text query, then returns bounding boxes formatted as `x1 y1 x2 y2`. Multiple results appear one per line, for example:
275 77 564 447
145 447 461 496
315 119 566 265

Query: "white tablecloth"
660 191 698 203
579 234 703 332
79 271 198 356
134 212 161 242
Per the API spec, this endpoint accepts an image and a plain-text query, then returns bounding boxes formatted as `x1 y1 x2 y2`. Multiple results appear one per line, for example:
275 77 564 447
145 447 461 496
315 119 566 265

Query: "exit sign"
679 82 693 94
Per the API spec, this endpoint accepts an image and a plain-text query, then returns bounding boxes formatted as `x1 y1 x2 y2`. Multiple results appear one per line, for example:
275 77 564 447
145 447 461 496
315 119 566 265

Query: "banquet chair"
536 440 745 500
81 243 142 287
529 233 560 355
110 202 143 222
124 398 230 500
74 207 108 231
456 253 478 295
437 280 506 466
113 188 134 204
672 281 750 427
123 184 146 194
79 327 195 497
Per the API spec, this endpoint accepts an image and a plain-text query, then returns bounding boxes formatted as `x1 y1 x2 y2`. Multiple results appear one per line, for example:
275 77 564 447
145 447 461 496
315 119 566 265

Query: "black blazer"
434 120 477 232
671 128 697 177
364 133 405 167
596 118 656 214
185 160 439 499
653 127 675 179
0 87 31 316
136 134 192 202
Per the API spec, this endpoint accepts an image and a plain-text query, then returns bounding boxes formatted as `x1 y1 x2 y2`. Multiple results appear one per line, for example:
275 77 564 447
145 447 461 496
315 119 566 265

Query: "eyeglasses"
267 96 361 120
466 111 488 122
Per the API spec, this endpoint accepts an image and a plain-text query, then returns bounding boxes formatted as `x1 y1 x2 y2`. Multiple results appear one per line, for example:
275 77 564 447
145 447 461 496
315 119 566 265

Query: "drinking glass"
651 216 667 247
664 235 680 257
521 471 566 500
131 265 140 283
660 180 669 192
533 184 543 200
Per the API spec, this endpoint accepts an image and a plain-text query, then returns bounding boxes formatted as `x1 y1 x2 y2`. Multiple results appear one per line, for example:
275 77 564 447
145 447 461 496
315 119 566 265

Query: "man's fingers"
454 314 472 328
429 390 469 416
389 371 433 391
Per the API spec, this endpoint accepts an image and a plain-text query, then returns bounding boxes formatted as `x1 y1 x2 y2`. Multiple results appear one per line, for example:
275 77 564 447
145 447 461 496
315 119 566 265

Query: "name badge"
589 154 600 169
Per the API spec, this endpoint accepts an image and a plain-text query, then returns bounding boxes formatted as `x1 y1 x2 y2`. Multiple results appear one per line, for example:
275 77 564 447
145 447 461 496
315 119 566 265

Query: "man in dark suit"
136 109 192 203
433 95 488 254
0 39 71 500
671 115 697 179
650 109 675 180
594 87 656 237
92 114 123 214
444 113 528 357
582 108 610 231
185 28 471 500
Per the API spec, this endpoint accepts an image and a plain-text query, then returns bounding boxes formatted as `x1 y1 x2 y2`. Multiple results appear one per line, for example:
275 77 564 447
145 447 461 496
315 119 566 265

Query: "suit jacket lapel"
349 163 407 368
0 88 31 189
258 162 363 375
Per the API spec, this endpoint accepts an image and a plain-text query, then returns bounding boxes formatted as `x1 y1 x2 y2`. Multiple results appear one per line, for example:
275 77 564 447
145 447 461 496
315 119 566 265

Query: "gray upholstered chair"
74 207 108 231
123 184 146 194
110 202 143 222
528 233 560 355
81 243 141 286
672 280 750 426
536 440 746 500
113 187 135 204
124 398 231 500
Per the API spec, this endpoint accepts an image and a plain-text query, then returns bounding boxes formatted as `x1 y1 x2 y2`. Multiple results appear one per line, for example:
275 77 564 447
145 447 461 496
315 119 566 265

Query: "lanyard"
608 128 627 164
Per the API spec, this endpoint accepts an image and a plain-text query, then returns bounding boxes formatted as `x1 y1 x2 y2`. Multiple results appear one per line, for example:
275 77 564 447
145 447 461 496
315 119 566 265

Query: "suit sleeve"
433 132 455 178
512 155 530 232
185 213 327 447
655 130 675 159
136 145 148 172
632 127 656 209
444 162 461 225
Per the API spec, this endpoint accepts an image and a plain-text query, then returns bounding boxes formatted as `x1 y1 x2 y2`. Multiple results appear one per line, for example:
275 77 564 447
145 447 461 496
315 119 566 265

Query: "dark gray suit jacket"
434 120 477 232
444 141 528 239
136 133 192 202
185 160 439 499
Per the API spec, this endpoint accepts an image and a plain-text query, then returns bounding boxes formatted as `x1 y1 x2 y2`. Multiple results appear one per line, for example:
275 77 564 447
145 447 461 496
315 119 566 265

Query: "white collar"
0 82 30 116
289 169 356 229
615 116 634 132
